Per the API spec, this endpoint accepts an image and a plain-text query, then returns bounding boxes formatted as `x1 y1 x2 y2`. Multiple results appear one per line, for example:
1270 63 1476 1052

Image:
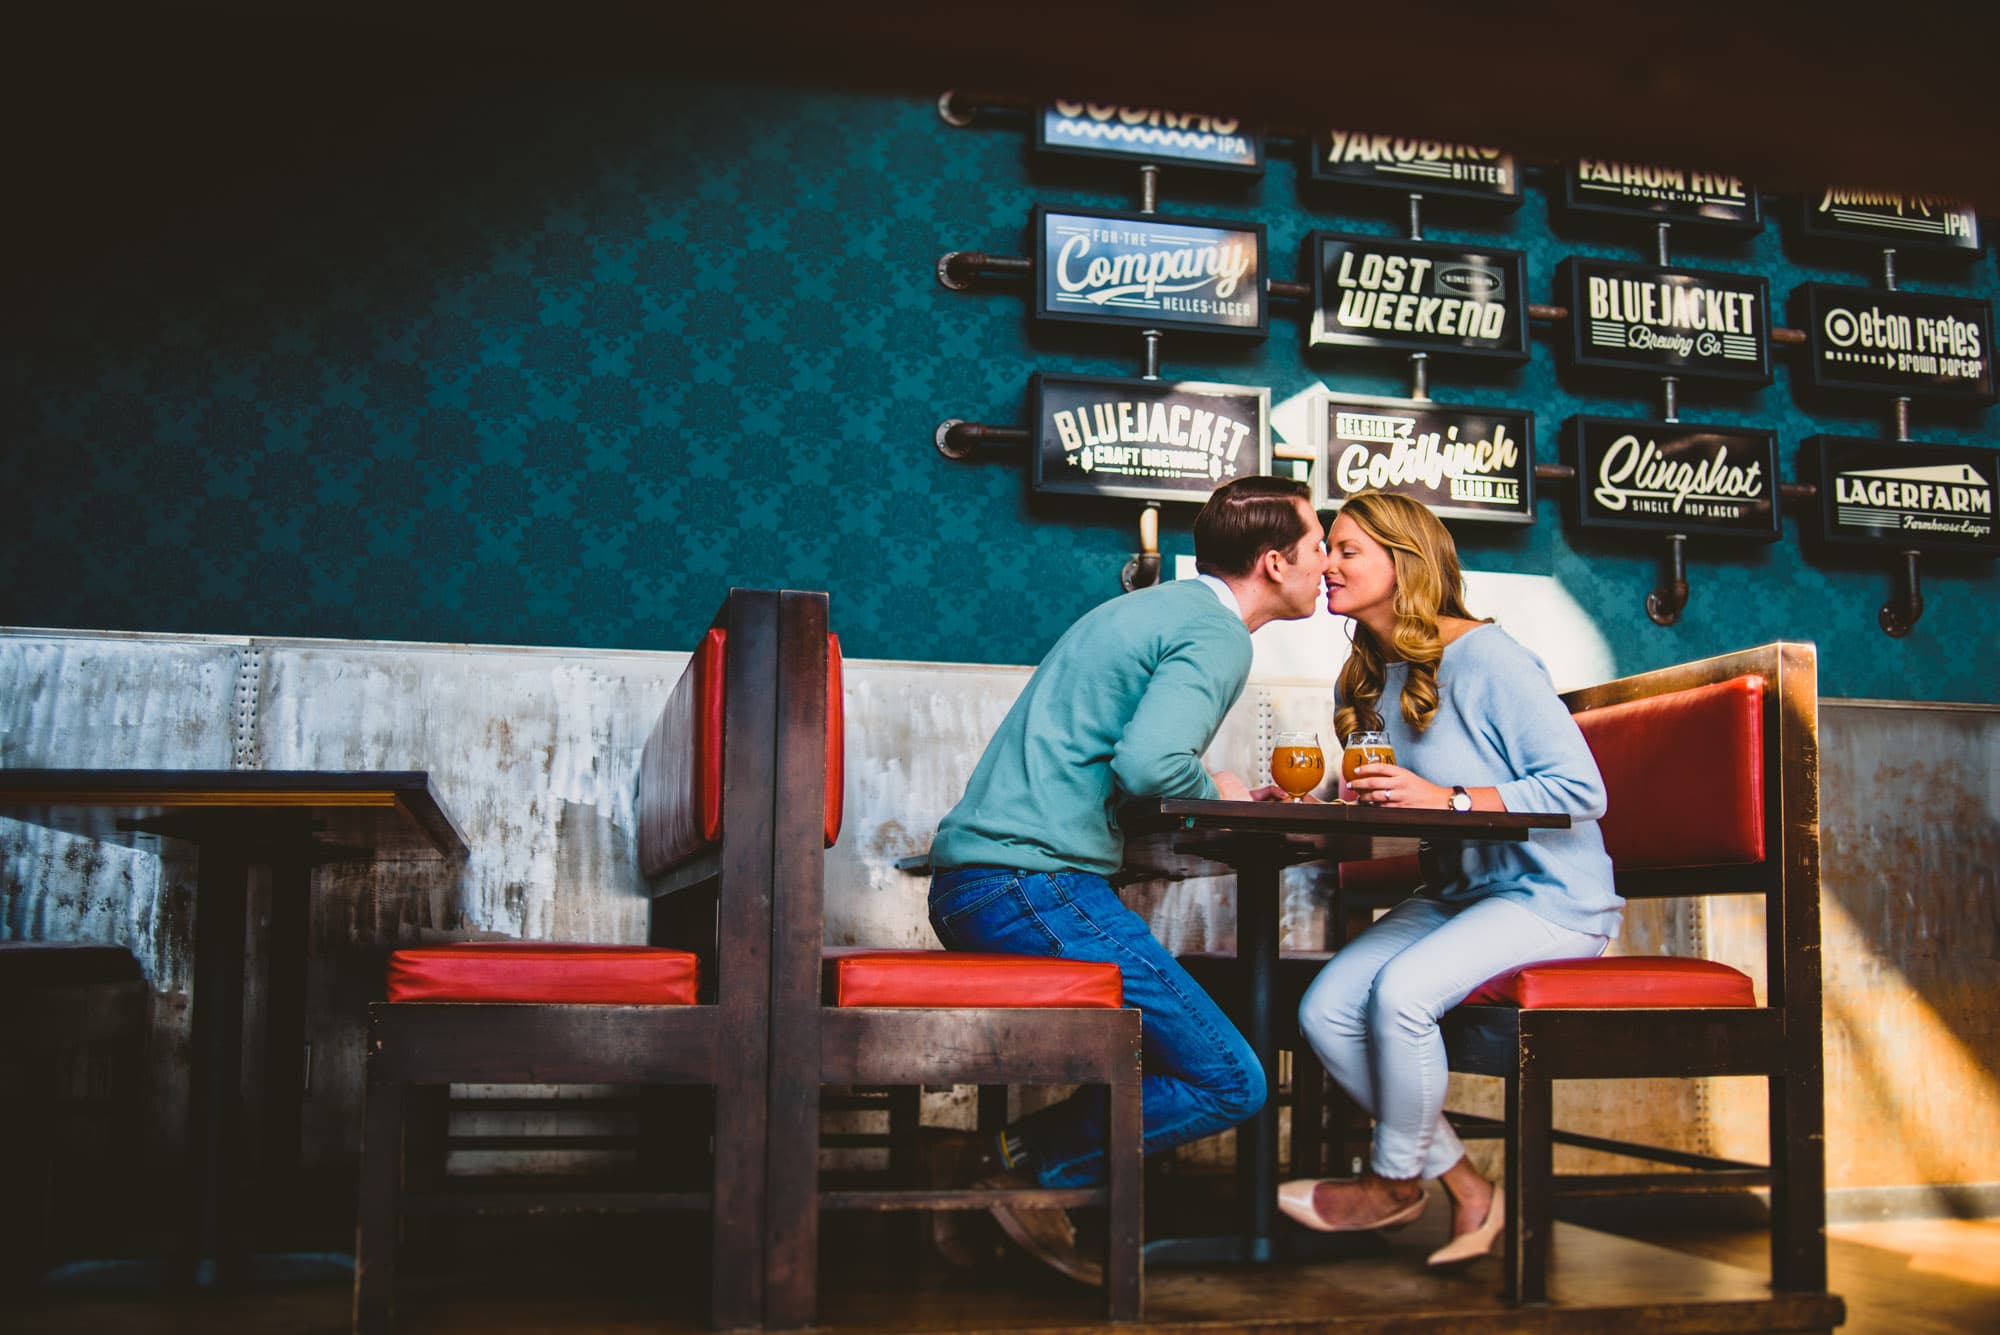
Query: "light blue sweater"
1367 624 1623 938
932 579 1253 876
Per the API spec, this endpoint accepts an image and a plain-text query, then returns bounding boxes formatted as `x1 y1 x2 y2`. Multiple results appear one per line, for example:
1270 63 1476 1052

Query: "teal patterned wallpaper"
3 77 1995 700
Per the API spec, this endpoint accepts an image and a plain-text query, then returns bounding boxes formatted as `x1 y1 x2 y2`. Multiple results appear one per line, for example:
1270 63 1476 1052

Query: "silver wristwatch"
1448 785 1472 812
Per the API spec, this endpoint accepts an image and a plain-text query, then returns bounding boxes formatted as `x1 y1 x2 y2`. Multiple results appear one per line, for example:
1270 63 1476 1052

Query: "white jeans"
1297 894 1609 1180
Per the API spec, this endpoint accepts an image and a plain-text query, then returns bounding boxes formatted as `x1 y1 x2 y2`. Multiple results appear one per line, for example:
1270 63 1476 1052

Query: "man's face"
1272 500 1329 620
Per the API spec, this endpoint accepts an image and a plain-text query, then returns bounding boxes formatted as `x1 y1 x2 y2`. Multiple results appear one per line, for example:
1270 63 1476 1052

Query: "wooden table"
0 769 466 1288
1120 797 1570 1266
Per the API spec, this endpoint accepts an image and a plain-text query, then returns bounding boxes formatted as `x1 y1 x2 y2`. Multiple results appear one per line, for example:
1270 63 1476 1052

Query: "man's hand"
1211 769 1252 801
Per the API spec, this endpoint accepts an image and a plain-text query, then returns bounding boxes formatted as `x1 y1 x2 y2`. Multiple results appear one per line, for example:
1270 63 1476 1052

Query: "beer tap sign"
1032 206 1269 339
1795 285 1995 404
1560 160 1764 233
1306 132 1521 207
1561 415 1782 628
1305 233 1529 363
1799 188 1982 254
1559 259 1772 386
1800 436 1999 559
1030 372 1273 505
1308 391 1535 525
1034 101 1264 176
1563 417 1782 543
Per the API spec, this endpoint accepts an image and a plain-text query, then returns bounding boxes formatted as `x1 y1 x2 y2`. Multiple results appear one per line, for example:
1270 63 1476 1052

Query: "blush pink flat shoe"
1427 1186 1505 1266
1277 1178 1428 1233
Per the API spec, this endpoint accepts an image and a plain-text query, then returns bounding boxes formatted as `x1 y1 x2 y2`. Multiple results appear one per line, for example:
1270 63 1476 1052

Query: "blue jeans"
928 866 1267 1189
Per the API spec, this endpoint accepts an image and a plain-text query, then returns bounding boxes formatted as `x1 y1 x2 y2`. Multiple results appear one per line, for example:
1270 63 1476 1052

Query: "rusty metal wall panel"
1706 700 2000 1191
254 641 684 943
827 661 1022 951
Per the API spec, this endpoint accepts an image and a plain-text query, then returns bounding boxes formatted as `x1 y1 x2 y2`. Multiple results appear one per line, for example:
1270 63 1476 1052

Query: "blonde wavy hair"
1332 491 1483 737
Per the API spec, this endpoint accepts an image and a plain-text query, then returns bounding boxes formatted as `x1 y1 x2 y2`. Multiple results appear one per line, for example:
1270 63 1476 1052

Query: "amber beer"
1270 731 1324 801
1342 730 1395 786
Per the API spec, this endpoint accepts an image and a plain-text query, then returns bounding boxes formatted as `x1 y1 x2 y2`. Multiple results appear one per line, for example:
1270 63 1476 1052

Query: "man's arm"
1110 634 1250 801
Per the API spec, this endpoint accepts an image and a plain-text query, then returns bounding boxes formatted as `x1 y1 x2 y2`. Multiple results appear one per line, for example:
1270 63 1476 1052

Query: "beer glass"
1270 731 1325 802
1342 729 1396 796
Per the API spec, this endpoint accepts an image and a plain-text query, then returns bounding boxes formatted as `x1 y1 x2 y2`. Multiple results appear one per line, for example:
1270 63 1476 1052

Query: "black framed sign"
1031 373 1272 504
1035 101 1262 174
1306 232 1528 363
1307 132 1520 204
1034 206 1267 338
1563 416 1780 541
1308 392 1535 525
1801 435 1997 556
1560 258 1771 384
1562 159 1762 231
1796 284 1995 404
1801 189 1981 252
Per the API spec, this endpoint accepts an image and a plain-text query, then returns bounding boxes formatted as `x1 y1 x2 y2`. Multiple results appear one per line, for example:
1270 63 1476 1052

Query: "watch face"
1451 787 1472 811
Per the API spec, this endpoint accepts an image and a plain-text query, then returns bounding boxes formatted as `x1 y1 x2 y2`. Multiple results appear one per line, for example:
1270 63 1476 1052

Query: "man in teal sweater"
929 475 1328 1280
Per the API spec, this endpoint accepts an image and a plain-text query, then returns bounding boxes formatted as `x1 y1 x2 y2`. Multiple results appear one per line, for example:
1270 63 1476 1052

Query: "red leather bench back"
1572 675 1766 870
641 627 845 875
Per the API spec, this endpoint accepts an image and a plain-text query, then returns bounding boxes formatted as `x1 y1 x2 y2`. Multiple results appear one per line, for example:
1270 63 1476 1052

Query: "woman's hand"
1349 763 1448 809
1248 785 1322 803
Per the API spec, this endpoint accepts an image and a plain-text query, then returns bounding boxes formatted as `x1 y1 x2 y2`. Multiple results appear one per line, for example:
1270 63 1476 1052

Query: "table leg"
260 854 312 1215
1235 855 1280 1261
187 848 249 1288
1147 855 1385 1267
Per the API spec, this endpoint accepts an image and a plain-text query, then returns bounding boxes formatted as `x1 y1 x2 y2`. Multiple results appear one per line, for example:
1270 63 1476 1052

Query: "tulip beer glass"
1270 731 1325 801
1342 730 1395 791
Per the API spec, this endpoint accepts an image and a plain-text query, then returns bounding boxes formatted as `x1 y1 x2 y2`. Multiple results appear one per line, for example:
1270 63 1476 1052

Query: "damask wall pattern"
2 77 1995 701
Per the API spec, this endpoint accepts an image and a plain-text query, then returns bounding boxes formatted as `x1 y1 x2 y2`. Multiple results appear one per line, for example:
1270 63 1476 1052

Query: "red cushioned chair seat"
1464 955 1756 1009
387 943 700 1005
823 949 1123 1009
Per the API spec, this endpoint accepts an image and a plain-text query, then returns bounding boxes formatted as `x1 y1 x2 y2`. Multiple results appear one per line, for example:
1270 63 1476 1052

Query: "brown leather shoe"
920 1131 996 1269
979 1168 1104 1287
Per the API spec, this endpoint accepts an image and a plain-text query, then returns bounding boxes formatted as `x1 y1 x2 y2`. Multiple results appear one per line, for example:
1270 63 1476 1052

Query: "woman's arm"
1479 658 1607 819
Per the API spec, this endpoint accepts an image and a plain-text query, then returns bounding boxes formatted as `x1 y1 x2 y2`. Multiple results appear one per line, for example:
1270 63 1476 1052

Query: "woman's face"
1324 511 1397 622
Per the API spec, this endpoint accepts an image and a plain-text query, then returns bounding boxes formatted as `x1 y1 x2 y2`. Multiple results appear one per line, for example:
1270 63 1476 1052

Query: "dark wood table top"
0 768 468 861
1119 796 1570 878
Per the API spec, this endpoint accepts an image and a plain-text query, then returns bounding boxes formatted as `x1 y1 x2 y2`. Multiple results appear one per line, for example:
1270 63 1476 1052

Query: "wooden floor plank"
11 1207 1852 1335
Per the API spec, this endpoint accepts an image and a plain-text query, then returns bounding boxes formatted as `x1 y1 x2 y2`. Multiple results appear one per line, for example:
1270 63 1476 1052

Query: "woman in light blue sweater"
1273 491 1620 1266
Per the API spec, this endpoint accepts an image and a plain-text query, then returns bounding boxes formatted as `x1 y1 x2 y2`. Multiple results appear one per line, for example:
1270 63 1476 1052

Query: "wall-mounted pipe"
934 419 1029 459
1122 504 1162 591
1879 550 1924 638
936 89 1032 127
936 251 1032 292
1646 533 1691 626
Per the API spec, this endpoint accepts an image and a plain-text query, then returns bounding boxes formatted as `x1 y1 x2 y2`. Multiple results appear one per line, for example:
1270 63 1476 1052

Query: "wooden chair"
753 589 1144 1327
354 588 799 1332
1441 642 1826 1302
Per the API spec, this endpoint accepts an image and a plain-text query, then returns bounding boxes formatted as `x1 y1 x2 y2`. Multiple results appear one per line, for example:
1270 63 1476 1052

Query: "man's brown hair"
1193 475 1314 577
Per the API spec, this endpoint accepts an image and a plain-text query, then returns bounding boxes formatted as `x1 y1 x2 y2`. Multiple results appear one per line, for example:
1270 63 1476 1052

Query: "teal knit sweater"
931 579 1253 876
